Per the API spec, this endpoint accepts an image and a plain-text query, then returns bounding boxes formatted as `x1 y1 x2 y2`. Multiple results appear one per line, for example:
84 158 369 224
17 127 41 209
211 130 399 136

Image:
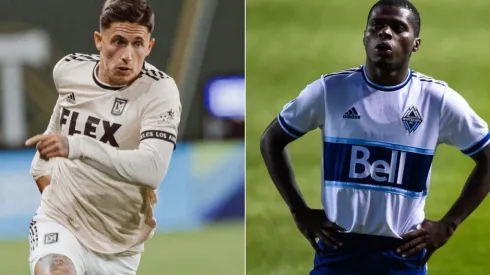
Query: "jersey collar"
361 65 413 91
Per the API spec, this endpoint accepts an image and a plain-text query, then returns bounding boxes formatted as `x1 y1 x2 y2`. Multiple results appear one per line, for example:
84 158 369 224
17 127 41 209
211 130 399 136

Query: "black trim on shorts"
29 219 38 251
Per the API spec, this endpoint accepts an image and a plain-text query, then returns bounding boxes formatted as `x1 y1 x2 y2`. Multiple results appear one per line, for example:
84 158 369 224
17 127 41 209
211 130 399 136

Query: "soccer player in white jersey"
25 0 181 274
260 0 490 274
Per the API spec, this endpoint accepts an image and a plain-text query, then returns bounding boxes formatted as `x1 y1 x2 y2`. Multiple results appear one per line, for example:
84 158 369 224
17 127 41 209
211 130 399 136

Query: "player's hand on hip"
292 207 346 255
25 134 70 160
397 219 455 268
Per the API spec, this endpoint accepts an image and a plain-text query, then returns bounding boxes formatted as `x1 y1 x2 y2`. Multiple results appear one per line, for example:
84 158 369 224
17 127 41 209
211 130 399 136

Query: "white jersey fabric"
278 65 490 238
30 53 181 254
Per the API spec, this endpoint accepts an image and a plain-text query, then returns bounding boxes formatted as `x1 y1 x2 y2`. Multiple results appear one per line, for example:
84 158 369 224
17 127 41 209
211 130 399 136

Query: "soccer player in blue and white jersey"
260 0 490 274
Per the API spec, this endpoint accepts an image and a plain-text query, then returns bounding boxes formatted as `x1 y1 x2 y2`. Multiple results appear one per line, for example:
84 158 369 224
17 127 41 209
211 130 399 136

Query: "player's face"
363 5 421 68
94 22 155 86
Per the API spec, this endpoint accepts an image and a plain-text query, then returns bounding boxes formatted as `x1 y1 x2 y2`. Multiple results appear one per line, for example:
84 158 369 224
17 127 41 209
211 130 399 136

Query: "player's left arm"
436 87 490 232
26 79 181 190
440 144 490 228
398 86 490 266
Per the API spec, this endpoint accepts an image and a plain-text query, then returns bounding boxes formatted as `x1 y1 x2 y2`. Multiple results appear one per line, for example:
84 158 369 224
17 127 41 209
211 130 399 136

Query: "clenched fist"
25 134 70 160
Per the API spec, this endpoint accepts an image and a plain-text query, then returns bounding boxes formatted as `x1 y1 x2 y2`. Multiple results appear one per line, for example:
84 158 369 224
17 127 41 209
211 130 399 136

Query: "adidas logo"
67 93 76 104
343 107 360 119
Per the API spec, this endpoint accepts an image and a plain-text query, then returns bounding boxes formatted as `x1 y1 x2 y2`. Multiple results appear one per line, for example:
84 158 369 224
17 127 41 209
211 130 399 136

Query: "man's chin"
370 56 397 69
109 75 136 86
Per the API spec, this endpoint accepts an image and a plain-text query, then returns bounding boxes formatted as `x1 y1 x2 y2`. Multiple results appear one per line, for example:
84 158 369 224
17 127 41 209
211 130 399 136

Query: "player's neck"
95 64 128 88
364 62 410 87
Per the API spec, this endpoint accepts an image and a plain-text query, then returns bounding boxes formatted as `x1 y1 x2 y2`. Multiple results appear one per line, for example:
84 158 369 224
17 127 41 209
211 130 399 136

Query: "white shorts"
28 213 141 275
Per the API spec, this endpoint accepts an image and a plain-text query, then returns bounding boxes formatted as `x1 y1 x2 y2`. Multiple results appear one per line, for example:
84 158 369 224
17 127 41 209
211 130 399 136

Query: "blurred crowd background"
0 1 244 274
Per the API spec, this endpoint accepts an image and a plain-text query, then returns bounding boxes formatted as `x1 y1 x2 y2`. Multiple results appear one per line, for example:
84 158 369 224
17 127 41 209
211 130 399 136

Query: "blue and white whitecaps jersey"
278 65 490 238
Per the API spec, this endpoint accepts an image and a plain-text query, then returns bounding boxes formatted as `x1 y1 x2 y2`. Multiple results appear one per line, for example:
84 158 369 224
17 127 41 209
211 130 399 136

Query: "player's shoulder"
139 61 171 82
411 71 448 87
321 66 363 82
411 70 453 100
53 53 99 81
411 70 449 93
138 61 180 102
63 53 100 63
316 66 363 94
410 70 470 109
54 53 99 70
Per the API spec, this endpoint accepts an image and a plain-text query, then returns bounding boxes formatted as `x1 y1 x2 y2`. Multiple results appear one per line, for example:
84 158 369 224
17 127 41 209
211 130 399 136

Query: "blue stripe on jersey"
362 65 413 91
324 181 427 198
323 141 433 195
277 114 305 138
324 136 435 155
461 132 490 156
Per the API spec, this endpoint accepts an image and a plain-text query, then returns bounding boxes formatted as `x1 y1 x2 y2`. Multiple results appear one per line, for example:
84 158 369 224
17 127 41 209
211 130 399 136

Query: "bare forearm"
36 175 51 194
260 137 308 213
442 160 490 229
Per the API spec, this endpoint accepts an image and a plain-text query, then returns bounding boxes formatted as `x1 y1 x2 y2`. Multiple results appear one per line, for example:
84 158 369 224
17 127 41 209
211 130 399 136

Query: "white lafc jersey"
31 53 181 254
279 65 490 238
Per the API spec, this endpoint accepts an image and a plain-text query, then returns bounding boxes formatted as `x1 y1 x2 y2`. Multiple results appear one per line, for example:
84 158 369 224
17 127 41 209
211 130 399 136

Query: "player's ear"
363 30 367 46
412 38 421 53
147 38 156 56
94 31 103 52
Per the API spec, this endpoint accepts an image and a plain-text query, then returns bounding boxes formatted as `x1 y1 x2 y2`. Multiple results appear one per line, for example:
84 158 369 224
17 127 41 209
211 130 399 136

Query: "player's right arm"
29 98 61 193
260 78 325 213
29 58 64 193
260 77 344 251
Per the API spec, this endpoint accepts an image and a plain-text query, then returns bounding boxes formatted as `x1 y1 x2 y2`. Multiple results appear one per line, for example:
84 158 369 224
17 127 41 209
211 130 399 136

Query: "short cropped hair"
100 0 155 33
367 0 421 37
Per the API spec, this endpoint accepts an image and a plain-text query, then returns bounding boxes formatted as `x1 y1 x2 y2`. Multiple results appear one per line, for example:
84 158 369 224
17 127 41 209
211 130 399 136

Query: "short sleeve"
140 78 182 149
277 78 326 138
52 54 70 90
438 86 490 156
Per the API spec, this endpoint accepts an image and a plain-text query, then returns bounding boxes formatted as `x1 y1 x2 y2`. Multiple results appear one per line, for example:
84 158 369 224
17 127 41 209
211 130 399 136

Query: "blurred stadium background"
246 0 490 274
0 1 244 274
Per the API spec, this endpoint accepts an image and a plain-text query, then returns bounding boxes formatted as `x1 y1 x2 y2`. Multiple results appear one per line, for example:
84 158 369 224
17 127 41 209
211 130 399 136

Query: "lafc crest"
111 98 127 116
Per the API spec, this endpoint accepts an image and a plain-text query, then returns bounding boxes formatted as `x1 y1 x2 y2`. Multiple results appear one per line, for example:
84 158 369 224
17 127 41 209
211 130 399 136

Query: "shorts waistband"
329 233 404 251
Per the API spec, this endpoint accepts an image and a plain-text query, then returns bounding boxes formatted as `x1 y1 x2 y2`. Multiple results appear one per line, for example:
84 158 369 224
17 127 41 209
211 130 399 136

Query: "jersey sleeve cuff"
461 132 490 156
277 114 306 139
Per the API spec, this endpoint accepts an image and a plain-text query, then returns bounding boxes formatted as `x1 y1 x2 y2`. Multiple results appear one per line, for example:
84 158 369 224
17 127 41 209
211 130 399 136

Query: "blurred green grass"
246 0 490 274
0 221 243 274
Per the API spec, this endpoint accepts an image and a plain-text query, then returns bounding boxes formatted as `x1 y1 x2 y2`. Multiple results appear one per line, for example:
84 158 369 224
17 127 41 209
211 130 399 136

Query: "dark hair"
367 0 421 37
100 0 155 33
